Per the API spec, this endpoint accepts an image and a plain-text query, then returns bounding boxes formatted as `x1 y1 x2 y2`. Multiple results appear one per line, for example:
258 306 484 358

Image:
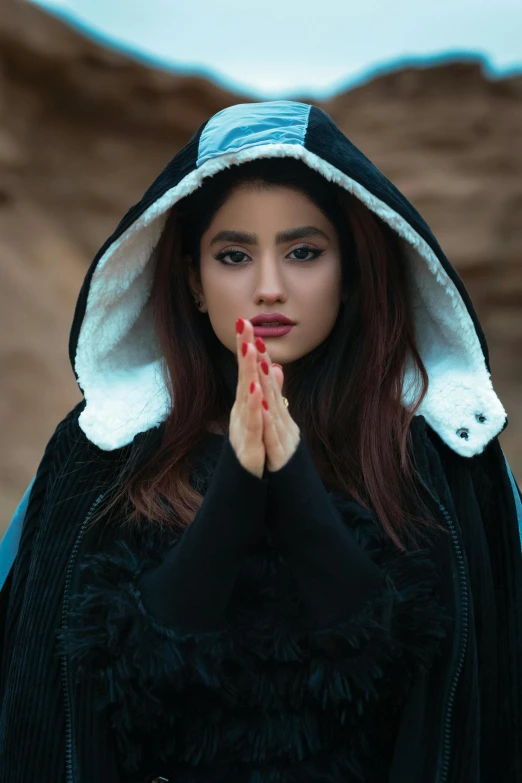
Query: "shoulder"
19 401 88 517
26 401 135 525
415 417 520 546
41 400 88 470
42 399 145 475
419 414 504 494
409 413 489 484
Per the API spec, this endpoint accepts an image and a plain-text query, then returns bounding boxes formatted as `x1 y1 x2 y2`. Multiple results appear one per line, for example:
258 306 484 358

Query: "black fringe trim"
56 512 451 775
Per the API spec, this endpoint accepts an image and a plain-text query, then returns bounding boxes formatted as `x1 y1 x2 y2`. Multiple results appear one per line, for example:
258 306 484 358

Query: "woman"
0 100 521 783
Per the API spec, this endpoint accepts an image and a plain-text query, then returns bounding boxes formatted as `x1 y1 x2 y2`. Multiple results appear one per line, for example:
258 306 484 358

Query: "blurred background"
1 0 521 533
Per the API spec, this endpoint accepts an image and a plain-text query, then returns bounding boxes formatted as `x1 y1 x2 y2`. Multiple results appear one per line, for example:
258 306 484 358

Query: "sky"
31 0 522 99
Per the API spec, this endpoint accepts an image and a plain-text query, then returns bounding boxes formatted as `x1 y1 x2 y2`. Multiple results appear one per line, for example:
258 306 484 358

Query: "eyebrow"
209 226 330 246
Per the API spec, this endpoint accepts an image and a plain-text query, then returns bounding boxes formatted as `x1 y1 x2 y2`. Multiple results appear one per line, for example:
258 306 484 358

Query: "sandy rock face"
0 0 520 530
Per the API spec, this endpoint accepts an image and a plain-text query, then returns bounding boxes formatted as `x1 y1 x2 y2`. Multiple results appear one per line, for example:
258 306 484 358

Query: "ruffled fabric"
57 494 451 782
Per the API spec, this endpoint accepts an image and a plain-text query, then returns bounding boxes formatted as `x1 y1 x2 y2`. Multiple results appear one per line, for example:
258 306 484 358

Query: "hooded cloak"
1 100 521 783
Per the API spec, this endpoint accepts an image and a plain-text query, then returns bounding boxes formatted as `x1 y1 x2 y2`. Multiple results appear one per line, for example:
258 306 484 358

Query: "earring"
194 298 202 308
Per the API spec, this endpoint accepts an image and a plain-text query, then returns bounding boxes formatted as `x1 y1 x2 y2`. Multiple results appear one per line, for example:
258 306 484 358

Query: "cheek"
294 267 342 336
202 263 239 306
297 265 342 307
199 264 247 349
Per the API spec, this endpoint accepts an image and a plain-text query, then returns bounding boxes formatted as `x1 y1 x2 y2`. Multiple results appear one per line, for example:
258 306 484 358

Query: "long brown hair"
103 157 442 551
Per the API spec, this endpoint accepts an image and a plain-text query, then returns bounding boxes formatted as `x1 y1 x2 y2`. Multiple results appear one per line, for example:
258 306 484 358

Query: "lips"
250 315 294 326
252 323 294 338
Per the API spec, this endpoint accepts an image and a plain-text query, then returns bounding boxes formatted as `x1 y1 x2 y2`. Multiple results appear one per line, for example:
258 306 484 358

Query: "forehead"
218 181 319 206
205 185 332 231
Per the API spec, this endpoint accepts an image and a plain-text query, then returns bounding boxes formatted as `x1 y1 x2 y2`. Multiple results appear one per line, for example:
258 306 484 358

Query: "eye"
288 245 325 262
213 244 325 266
213 248 249 266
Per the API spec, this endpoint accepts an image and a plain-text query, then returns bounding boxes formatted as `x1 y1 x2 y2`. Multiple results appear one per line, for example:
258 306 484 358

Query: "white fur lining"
75 143 506 455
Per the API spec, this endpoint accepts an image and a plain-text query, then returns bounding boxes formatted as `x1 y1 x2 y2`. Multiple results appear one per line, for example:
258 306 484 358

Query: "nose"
253 253 287 304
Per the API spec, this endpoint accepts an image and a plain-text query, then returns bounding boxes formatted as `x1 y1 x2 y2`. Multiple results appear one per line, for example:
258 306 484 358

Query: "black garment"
59 430 448 782
1 404 521 782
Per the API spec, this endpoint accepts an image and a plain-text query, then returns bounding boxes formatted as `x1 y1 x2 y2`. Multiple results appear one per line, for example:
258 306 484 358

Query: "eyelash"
213 244 326 266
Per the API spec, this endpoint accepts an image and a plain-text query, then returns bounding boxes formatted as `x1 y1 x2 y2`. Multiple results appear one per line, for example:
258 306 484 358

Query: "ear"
186 256 203 300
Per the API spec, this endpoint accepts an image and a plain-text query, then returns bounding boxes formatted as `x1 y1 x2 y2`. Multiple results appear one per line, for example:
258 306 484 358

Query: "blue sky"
32 0 522 98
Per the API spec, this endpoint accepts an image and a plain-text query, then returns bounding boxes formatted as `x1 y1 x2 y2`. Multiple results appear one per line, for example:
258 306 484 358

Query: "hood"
69 99 507 457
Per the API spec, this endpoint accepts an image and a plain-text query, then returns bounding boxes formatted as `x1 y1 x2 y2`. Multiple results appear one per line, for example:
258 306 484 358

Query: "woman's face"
189 183 343 370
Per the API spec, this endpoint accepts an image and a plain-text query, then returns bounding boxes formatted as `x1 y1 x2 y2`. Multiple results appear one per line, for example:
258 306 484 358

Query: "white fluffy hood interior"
75 143 506 458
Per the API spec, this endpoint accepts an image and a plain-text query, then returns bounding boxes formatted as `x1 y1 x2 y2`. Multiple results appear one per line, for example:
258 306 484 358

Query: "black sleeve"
264 433 452 694
267 434 385 625
137 435 269 628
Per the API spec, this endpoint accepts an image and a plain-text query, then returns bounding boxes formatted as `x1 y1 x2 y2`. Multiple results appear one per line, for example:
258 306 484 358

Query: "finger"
253 339 283 398
246 333 264 441
271 365 284 394
258 354 285 422
236 324 246 405
239 318 261 416
248 376 263 439
243 319 259 412
236 318 254 407
257 355 276 414
260 392 281 461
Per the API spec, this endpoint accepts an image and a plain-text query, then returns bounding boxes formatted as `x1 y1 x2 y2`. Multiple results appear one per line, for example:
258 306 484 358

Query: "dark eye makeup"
213 244 326 266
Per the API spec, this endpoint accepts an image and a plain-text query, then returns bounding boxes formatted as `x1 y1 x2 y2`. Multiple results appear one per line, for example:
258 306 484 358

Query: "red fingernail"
250 381 255 394
242 341 248 357
262 398 269 410
261 360 269 375
236 317 244 334
255 337 266 353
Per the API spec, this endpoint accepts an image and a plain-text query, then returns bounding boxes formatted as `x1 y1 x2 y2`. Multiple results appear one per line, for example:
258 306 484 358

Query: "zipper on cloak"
417 476 470 783
436 499 470 783
60 492 106 783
